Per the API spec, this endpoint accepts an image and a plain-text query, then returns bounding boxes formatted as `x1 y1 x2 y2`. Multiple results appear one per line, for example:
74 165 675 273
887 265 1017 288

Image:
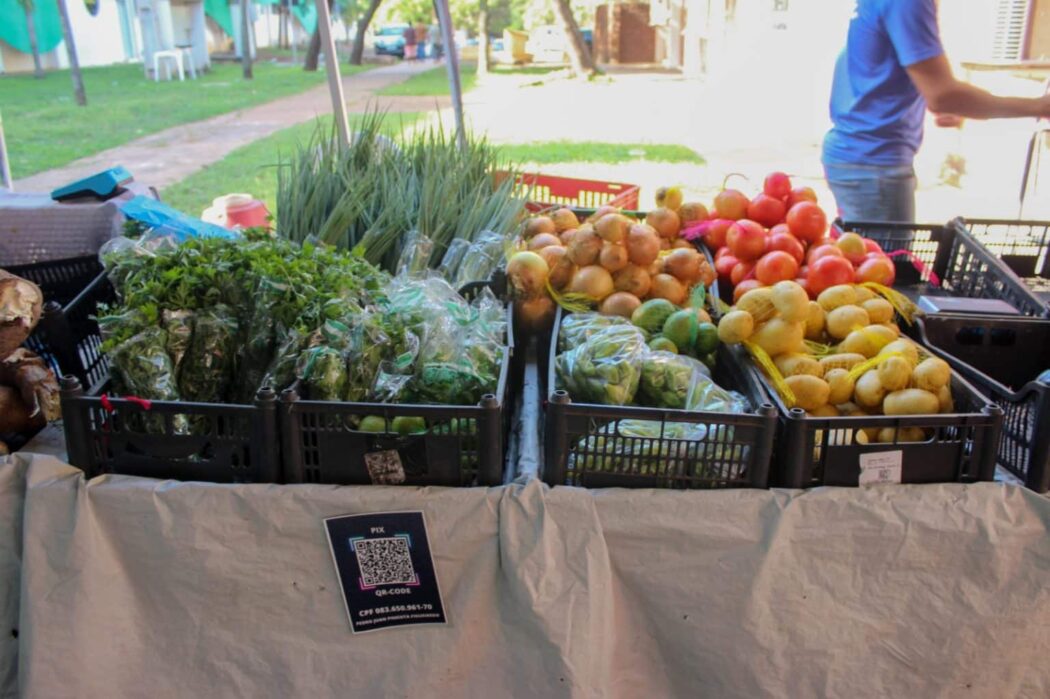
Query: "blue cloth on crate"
823 0 944 167
119 196 238 242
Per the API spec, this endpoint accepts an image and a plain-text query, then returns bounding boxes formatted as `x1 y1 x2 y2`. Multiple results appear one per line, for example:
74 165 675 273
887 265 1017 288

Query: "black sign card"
324 511 447 633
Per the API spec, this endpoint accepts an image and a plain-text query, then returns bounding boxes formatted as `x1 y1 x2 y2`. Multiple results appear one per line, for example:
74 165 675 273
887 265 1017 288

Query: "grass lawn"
0 61 371 179
498 141 705 165
161 112 421 217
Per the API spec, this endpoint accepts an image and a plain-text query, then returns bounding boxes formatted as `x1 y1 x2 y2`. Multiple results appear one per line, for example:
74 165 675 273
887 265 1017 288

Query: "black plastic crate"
279 346 512 487
5 255 103 306
962 218 1050 301
60 377 281 483
544 309 778 489
835 218 1048 317
911 313 1050 492
742 355 1002 488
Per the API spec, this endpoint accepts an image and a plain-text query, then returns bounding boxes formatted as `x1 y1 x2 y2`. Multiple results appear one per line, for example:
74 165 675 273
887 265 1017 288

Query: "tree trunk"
24 9 45 79
55 0 86 105
552 0 595 77
241 0 254 79
477 0 489 75
349 0 382 66
305 28 321 70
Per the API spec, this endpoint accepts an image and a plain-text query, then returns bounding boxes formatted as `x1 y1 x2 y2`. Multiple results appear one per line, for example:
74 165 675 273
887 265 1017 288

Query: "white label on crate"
858 450 903 486
364 451 406 485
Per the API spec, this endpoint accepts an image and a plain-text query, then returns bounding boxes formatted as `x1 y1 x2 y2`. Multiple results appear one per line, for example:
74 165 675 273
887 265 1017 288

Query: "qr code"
354 536 417 588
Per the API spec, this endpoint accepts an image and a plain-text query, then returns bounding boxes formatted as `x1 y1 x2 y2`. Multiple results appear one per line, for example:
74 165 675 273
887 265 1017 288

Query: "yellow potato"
879 339 920 368
825 368 855 405
736 287 777 323
808 404 840 418
836 401 867 417
775 353 824 378
936 384 954 413
854 370 886 410
853 286 876 303
804 301 826 341
817 284 858 312
819 352 868 372
877 356 911 392
717 310 754 344
912 357 951 392
771 281 810 323
785 374 831 412
826 305 871 340
839 324 897 357
876 427 929 443
883 389 940 416
861 298 895 324
751 318 805 357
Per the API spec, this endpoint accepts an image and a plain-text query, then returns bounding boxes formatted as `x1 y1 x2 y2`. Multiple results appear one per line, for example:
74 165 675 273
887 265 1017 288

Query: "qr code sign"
354 536 418 588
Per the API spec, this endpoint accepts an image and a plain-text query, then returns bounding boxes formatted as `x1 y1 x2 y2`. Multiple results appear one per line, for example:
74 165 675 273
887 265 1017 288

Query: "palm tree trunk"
22 2 45 78
55 0 86 105
552 0 595 77
241 0 254 79
349 0 382 66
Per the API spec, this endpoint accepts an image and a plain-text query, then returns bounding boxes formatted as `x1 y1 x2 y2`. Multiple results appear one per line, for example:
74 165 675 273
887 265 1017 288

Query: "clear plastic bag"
396 229 434 278
558 312 635 353
638 351 712 410
436 238 470 281
178 305 238 403
452 231 505 288
555 324 648 406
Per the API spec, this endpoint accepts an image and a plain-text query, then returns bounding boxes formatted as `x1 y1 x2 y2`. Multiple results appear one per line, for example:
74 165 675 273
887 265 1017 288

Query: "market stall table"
2 453 1047 697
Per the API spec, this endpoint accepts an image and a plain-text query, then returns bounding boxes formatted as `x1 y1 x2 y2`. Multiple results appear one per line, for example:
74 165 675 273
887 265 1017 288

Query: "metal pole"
315 0 351 148
433 0 465 150
0 110 13 190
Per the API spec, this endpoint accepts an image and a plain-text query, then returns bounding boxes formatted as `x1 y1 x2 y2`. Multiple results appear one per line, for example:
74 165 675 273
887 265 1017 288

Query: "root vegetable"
804 301 826 340
506 251 550 298
785 374 831 412
839 324 896 357
936 384 954 413
0 269 44 359
646 207 682 239
877 356 912 392
854 370 886 409
879 339 920 368
0 386 46 434
775 353 823 378
679 202 709 223
524 216 556 239
826 305 870 340
560 229 577 246
599 292 642 318
528 233 562 251
718 310 754 344
736 287 777 323
625 224 661 266
568 265 615 300
808 404 840 418
0 348 61 421
567 225 602 266
515 295 556 334
539 246 573 289
883 389 940 415
613 265 652 298
817 284 857 312
825 368 855 404
861 298 894 324
876 427 928 443
599 242 630 272
854 286 876 302
771 281 810 323
819 353 867 372
664 248 705 285
751 318 805 356
595 213 631 243
551 208 580 233
649 274 687 305
912 357 951 392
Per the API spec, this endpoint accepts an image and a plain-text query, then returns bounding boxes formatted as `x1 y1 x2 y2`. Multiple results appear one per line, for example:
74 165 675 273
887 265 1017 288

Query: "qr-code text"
354 536 417 588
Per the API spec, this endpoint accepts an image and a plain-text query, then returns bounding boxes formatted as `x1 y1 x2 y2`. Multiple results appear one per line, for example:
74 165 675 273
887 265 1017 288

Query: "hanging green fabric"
204 0 235 37
0 0 63 55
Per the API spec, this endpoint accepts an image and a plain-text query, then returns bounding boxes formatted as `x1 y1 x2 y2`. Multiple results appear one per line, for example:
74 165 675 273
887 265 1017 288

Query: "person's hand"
1036 93 1050 120
933 113 965 128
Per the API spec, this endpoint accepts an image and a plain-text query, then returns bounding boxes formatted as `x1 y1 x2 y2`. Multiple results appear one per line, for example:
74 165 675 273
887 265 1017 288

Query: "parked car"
525 25 592 63
374 25 409 57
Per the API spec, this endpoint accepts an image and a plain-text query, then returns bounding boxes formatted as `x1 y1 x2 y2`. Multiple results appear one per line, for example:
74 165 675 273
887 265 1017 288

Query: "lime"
358 415 387 433
392 416 428 435
649 336 679 354
695 322 719 354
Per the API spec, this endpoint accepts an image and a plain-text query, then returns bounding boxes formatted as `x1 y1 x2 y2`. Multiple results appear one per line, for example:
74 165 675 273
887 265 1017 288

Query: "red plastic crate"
511 173 640 212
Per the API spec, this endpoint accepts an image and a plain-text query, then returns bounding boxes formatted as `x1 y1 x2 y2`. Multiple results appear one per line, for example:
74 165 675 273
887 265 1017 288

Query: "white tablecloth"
2 453 1048 698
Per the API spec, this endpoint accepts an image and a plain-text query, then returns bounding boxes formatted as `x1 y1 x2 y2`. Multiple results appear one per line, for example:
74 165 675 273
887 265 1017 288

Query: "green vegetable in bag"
178 306 238 403
555 324 648 405
638 351 711 410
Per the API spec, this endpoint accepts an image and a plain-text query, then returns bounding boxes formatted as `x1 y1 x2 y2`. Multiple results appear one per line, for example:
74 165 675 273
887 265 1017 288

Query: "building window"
991 0 1031 61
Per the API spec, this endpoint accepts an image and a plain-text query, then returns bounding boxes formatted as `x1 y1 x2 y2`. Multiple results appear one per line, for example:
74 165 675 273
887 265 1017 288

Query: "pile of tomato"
687 172 896 301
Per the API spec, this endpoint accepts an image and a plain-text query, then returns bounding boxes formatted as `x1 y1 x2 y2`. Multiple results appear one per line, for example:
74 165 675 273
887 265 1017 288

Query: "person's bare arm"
906 55 1050 119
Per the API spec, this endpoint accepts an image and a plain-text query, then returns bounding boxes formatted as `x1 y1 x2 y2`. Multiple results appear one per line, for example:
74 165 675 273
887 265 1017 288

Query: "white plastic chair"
153 48 197 82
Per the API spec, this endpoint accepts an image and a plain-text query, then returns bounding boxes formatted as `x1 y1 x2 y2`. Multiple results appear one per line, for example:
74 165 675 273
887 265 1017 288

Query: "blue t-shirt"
823 0 945 166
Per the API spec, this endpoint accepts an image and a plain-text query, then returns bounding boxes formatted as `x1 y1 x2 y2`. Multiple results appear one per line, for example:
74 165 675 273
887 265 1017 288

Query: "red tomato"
807 244 844 265
714 246 732 260
834 232 868 266
768 232 805 263
727 219 768 262
715 254 739 279
733 279 765 302
856 256 896 286
863 238 884 254
747 194 787 228
713 189 751 220
787 186 818 208
705 219 734 249
794 277 815 299
755 251 800 286
786 202 828 244
763 172 792 200
730 261 756 286
769 223 792 237
807 256 855 295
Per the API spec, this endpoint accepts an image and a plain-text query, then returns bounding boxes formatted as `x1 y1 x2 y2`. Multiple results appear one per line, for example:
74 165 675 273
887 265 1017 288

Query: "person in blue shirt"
824 0 1050 222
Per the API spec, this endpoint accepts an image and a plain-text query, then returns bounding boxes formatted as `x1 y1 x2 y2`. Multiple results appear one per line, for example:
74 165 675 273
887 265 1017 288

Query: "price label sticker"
858 450 903 486
364 450 406 485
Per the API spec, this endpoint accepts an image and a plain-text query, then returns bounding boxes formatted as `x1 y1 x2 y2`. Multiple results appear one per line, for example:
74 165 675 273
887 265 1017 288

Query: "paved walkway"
15 60 449 193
